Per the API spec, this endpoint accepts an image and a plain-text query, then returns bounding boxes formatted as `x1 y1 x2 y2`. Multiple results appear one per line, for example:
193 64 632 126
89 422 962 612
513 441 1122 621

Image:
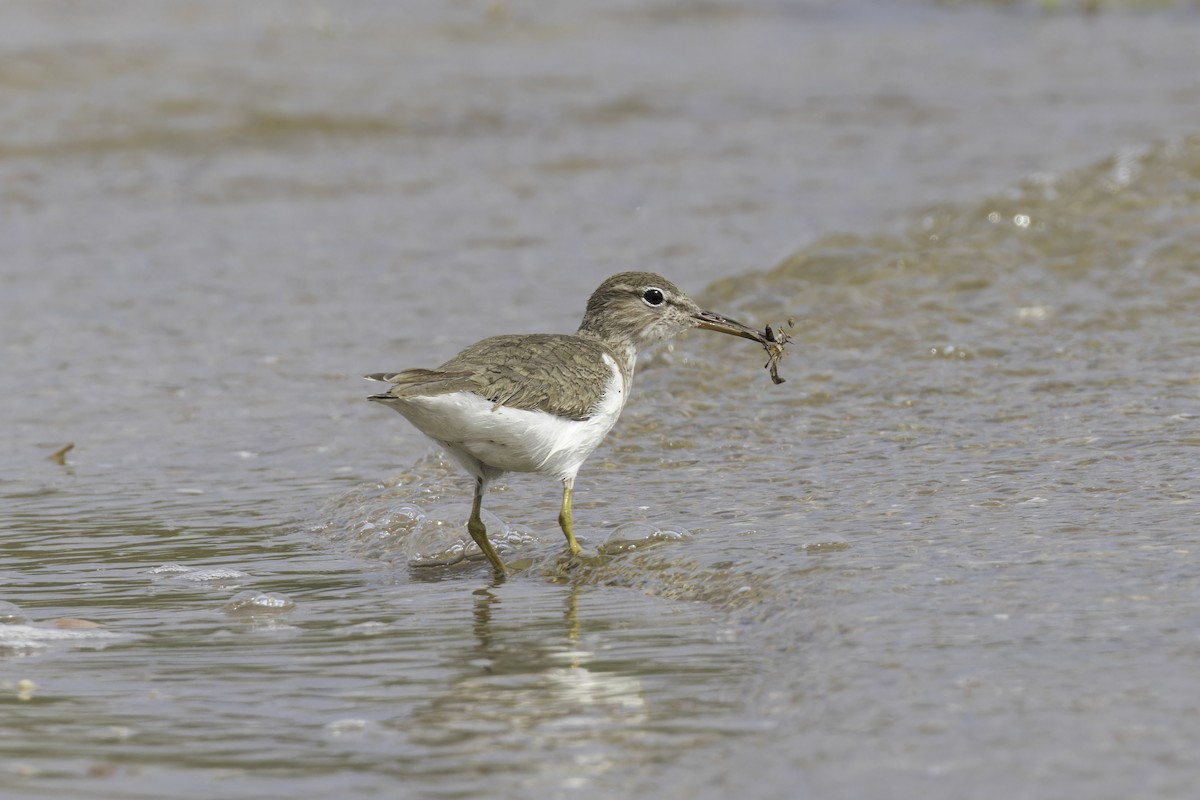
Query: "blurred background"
2 2 1199 798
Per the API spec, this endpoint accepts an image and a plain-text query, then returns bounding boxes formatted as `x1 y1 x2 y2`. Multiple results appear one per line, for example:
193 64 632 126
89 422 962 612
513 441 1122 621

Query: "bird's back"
368 333 626 422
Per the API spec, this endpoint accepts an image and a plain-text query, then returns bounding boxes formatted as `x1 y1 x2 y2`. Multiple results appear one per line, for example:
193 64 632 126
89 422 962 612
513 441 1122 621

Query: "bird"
366 271 765 576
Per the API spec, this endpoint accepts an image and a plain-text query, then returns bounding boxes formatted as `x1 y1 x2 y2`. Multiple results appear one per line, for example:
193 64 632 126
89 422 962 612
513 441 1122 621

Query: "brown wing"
367 334 621 421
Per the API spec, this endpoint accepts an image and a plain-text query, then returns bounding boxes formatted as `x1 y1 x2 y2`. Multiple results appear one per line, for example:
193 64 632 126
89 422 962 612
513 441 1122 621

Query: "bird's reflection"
406 578 647 789
470 579 585 668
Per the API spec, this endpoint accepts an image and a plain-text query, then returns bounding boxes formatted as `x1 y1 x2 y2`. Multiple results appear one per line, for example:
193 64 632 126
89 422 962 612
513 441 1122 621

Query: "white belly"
387 354 627 482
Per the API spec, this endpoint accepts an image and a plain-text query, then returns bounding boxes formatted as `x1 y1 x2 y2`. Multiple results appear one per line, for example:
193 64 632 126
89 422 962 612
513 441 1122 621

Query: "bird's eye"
642 288 665 307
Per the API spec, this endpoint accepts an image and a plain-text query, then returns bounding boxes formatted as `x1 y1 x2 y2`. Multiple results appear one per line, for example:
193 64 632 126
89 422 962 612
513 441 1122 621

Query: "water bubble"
0 601 29 625
0 623 126 653
407 505 508 567
147 563 192 575
602 523 688 554
326 719 370 736
223 591 295 617
1016 306 1050 321
380 502 426 531
178 567 251 585
148 563 247 586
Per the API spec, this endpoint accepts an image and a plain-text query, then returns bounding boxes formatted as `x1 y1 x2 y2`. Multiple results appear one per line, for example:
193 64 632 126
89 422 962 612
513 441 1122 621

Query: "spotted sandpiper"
366 271 775 575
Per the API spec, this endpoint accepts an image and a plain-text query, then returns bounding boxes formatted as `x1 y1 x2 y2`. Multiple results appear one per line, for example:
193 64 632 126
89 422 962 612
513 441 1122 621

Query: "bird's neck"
576 327 638 389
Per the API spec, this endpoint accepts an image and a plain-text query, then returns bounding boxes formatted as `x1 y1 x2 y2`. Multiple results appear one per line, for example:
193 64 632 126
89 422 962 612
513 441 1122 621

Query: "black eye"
642 288 665 306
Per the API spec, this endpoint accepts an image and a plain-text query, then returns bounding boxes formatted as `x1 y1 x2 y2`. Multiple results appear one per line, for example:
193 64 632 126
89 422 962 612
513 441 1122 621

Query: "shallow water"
3 2 1200 798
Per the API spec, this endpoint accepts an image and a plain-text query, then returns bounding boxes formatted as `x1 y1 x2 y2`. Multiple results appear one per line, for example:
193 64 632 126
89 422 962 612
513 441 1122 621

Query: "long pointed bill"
693 309 765 343
694 308 791 385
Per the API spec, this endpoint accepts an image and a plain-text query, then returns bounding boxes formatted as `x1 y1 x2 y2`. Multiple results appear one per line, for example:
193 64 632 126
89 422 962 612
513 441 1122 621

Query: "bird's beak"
693 309 765 343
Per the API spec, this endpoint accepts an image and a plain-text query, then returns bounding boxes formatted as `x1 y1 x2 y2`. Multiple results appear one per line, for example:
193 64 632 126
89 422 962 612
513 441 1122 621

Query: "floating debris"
49 443 74 465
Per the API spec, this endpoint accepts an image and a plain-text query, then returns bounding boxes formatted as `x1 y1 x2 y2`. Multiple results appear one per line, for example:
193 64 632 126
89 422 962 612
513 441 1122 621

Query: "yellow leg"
468 478 507 576
558 478 582 555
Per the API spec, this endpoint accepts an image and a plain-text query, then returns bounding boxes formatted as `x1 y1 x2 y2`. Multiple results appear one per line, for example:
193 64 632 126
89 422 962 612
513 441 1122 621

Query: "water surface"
3 2 1199 798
